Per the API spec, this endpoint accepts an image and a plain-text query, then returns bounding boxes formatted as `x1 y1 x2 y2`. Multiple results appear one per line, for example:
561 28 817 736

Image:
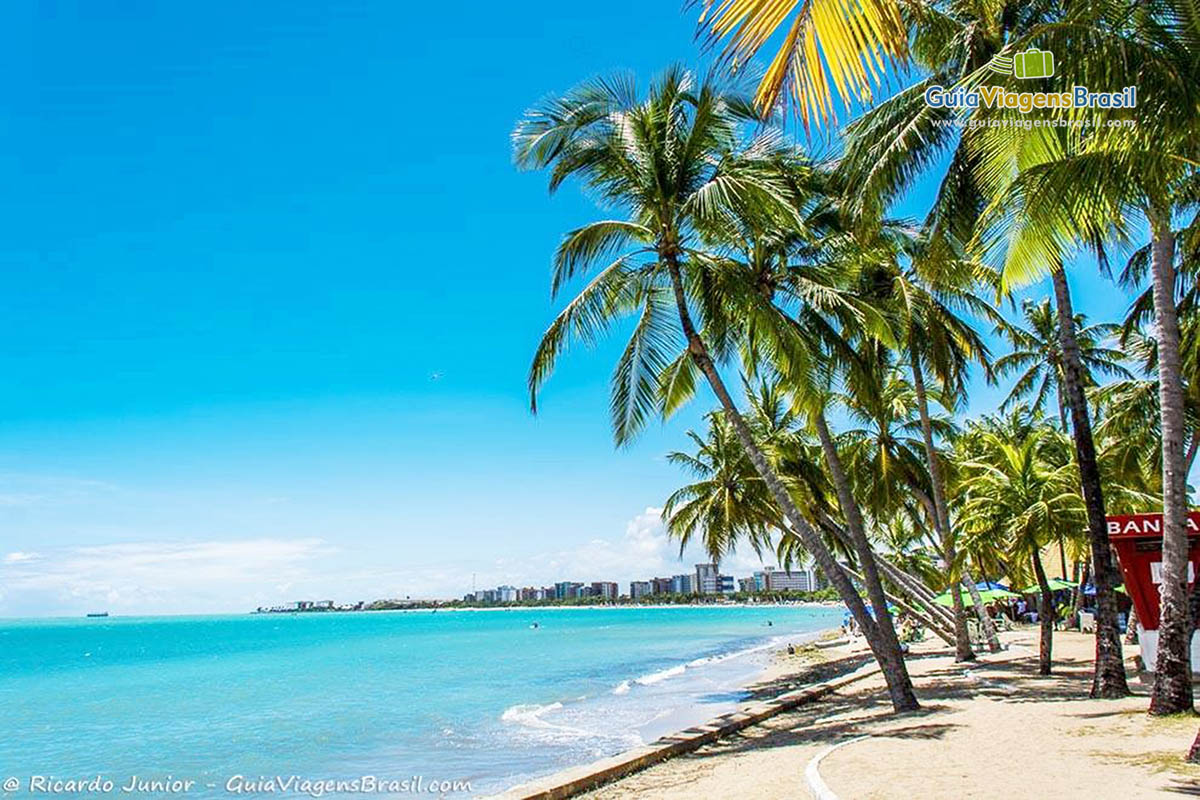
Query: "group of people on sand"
993 597 1074 627
841 612 925 645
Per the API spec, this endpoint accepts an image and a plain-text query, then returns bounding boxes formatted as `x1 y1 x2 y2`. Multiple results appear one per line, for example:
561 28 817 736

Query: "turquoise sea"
0 606 841 797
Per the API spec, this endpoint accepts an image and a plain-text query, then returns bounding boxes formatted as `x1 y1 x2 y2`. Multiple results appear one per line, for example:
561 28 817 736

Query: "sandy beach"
565 629 1200 799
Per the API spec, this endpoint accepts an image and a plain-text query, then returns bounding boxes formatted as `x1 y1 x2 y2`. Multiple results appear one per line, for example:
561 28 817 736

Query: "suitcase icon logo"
986 49 1054 79
1013 49 1054 79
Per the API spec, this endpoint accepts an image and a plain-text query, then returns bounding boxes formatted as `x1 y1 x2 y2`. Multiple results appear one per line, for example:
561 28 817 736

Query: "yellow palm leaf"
698 0 906 127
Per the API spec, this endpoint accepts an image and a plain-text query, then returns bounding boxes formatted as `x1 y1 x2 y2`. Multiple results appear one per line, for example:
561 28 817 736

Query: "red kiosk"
1108 511 1200 672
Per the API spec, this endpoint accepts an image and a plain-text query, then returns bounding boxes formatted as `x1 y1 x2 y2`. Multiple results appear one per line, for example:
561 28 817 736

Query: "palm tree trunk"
943 538 976 661
662 255 919 712
1126 605 1139 645
1187 727 1200 764
813 411 916 662
909 348 995 655
876 555 958 629
1050 266 1131 699
838 563 955 647
1074 560 1090 622
1146 210 1194 715
962 572 1001 651
1033 547 1054 675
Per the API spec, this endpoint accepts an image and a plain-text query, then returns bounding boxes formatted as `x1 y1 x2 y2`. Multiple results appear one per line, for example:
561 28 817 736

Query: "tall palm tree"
514 68 920 712
994 297 1132 587
967 0 1199 710
881 229 1004 653
995 299 1131 431
827 0 1135 694
958 423 1086 674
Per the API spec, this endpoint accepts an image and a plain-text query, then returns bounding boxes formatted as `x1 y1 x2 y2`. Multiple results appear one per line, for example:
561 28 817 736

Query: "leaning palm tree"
701 196 941 665
667 380 960 644
839 359 986 657
875 227 1004 654
513 67 919 712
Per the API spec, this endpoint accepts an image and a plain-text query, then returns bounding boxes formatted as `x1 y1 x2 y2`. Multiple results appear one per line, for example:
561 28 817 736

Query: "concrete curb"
804 735 869 800
486 661 881 800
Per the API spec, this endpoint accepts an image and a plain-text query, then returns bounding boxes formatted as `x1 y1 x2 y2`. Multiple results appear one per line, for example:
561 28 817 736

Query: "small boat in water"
86 612 109 618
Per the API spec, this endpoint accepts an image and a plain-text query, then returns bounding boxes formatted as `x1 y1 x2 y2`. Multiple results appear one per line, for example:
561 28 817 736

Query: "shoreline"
490 625 858 799
490 629 874 799
511 629 1197 800
252 600 843 616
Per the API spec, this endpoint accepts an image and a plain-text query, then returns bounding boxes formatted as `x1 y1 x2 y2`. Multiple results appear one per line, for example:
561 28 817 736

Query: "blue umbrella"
863 604 900 617
975 581 1010 591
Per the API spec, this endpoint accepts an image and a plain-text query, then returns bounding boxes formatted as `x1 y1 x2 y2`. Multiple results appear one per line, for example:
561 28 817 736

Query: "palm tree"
958 423 1086 674
966 0 1199 710
665 380 961 644
514 67 920 712
995 299 1131 431
826 0 1136 693
879 229 1005 653
995 297 1132 587
688 171 942 672
663 412 783 563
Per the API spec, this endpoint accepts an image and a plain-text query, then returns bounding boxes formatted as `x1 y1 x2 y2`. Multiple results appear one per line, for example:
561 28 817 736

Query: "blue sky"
0 2 1144 616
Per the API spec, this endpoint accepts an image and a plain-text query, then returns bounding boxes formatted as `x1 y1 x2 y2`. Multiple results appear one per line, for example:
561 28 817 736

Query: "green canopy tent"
932 588 1021 607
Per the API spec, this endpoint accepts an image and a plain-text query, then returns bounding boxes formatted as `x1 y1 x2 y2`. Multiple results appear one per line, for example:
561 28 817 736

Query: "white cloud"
0 538 335 616
0 508 783 616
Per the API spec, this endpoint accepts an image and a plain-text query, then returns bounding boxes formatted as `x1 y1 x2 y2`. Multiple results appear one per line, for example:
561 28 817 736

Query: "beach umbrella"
1019 578 1077 594
856 604 901 619
975 581 1010 591
932 588 1021 607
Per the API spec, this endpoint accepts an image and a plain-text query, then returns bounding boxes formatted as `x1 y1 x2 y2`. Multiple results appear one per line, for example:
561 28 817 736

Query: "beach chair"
966 619 986 648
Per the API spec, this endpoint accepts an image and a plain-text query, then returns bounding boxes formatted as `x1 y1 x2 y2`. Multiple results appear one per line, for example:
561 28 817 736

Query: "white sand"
579 630 1200 799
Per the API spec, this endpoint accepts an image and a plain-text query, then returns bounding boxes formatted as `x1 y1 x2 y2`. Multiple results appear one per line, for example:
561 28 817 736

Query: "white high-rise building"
753 565 818 592
695 563 720 594
671 574 695 594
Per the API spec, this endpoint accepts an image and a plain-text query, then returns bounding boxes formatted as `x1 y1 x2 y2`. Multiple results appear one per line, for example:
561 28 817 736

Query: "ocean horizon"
1 605 842 797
